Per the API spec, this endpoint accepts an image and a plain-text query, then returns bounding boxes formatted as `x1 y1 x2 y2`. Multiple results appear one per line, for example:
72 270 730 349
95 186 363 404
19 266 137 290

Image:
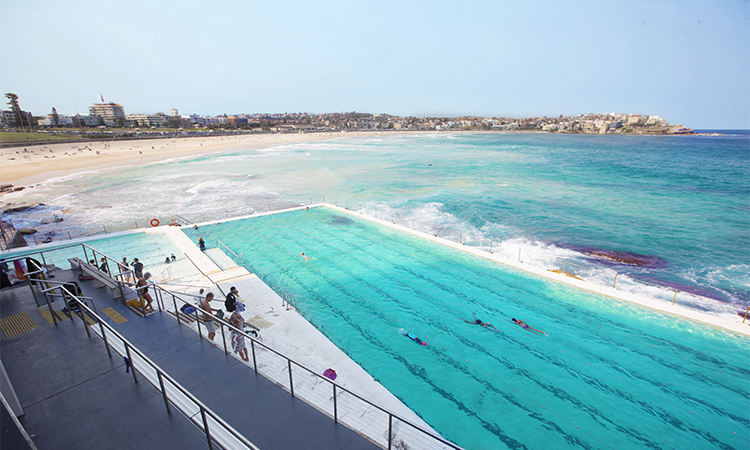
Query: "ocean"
2 131 749 320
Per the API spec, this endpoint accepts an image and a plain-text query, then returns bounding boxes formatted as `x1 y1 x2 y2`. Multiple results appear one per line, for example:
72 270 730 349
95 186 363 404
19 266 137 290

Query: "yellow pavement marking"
1 312 39 338
101 307 128 324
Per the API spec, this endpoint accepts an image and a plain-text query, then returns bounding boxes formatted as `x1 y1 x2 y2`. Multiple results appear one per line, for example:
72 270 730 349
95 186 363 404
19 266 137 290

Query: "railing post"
25 275 41 308
288 360 294 397
125 345 138 383
562 261 567 275
173 294 180 325
157 371 171 414
195 308 203 339
79 305 91 337
220 322 228 355
200 406 214 450
333 384 338 423
743 306 749 323
250 340 257 373
117 278 126 304
388 414 393 450
99 320 112 358
672 289 678 305
612 273 618 289
45 293 57 326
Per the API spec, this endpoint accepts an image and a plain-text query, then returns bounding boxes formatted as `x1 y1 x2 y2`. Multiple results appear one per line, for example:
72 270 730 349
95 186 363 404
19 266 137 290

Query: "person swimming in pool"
461 313 499 331
512 318 546 335
300 252 316 263
399 328 427 346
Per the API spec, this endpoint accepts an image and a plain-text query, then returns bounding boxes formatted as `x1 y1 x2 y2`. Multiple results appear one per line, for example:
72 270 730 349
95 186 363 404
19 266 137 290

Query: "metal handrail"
280 290 296 311
37 283 260 450
155 285 461 450
171 213 194 226
216 240 244 266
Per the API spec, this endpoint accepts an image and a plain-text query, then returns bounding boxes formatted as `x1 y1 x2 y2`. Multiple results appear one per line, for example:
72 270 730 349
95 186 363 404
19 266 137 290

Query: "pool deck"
0 270 383 449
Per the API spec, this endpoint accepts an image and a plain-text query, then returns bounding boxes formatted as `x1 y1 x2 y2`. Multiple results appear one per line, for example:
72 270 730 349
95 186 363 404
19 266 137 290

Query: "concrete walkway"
0 269 380 449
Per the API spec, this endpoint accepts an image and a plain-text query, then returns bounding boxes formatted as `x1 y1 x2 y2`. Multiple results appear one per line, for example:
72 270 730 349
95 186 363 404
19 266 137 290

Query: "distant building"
88 102 125 121
126 114 167 127
0 109 34 127
171 108 179 117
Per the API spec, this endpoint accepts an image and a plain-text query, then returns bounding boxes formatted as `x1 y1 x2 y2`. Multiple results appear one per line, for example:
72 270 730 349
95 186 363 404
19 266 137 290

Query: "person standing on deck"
135 272 155 313
132 258 144 280
229 310 249 361
201 293 221 347
225 286 239 312
119 257 131 282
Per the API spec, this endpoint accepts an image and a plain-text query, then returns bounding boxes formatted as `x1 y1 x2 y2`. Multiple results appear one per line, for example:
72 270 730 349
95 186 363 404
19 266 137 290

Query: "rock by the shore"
4 205 31 214
18 228 37 235
0 184 13 193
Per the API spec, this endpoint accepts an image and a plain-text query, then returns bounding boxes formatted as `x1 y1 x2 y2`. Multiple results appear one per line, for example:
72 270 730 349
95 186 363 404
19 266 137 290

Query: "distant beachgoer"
99 257 108 273
201 292 221 346
170 253 176 262
461 313 499 332
198 237 205 251
136 272 155 313
132 258 144 279
511 318 546 335
165 257 171 264
300 252 316 262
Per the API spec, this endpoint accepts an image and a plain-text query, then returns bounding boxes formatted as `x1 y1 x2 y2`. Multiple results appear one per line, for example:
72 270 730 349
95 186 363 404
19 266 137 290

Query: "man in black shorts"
461 312 499 332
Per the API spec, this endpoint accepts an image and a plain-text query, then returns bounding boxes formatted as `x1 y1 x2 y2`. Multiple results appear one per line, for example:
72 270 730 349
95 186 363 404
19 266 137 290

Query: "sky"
1 0 748 129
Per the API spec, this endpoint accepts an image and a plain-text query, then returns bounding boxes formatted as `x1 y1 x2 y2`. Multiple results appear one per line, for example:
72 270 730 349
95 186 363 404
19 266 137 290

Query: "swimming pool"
3 231 200 284
186 207 749 449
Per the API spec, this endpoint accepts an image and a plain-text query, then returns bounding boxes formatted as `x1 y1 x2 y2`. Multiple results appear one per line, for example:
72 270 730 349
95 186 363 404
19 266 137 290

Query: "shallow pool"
185 207 749 449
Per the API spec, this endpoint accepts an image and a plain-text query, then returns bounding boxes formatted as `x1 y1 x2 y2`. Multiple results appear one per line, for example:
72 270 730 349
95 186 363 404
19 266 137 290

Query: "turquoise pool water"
2 232 196 283
185 207 750 450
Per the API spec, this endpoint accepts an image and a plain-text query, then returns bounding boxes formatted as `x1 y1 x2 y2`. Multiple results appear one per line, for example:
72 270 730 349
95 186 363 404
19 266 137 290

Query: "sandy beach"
0 131 420 187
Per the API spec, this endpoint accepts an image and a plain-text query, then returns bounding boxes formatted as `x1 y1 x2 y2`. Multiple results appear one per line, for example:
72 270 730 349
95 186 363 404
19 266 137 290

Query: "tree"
51 107 59 126
5 93 23 128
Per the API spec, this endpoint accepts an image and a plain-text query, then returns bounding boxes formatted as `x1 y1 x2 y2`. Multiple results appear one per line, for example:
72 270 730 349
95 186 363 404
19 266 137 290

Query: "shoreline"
2 128 718 188
0 131 436 187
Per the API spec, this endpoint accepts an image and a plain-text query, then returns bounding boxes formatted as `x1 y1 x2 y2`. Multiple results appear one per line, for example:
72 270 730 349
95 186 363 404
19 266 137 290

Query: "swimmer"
300 252 316 263
511 318 546 335
399 328 427 346
461 313 499 331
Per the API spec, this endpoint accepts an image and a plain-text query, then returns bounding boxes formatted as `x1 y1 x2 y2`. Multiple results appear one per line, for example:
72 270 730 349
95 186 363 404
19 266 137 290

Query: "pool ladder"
280 290 296 311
